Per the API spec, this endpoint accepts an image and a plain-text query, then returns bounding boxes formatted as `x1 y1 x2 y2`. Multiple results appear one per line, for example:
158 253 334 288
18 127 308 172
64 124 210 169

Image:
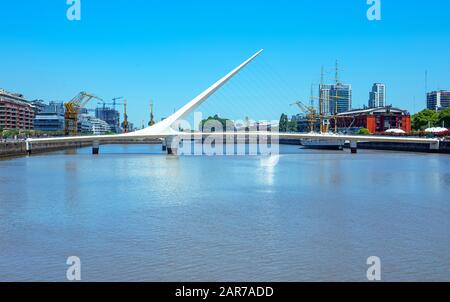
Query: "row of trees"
1 129 66 139
200 114 236 131
412 108 450 130
279 114 298 132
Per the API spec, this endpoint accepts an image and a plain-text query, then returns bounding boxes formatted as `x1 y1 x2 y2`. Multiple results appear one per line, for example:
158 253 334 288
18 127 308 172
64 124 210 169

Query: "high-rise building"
369 83 386 108
319 83 352 115
427 90 450 110
95 107 120 133
0 89 35 130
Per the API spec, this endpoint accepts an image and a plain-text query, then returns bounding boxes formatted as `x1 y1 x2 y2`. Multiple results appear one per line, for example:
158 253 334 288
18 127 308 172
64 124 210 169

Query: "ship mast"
334 60 339 133
319 66 325 133
148 98 155 126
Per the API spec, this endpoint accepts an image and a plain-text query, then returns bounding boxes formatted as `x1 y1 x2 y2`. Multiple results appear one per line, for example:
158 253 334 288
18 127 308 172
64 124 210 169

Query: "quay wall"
353 141 450 154
0 138 161 158
2 138 450 158
280 138 450 154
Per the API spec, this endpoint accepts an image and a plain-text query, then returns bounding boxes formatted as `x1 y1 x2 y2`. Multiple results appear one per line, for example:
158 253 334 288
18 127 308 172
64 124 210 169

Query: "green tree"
412 109 439 130
358 128 370 135
200 114 235 131
2 130 19 138
279 114 288 132
287 120 298 132
438 108 450 128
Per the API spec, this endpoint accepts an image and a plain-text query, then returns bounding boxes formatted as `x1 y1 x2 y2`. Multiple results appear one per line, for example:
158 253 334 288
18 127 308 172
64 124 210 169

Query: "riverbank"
0 138 162 159
280 138 450 154
2 137 450 159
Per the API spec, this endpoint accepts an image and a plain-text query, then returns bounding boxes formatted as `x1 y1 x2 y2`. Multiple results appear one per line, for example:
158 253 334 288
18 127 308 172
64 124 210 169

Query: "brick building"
333 106 411 134
0 89 35 130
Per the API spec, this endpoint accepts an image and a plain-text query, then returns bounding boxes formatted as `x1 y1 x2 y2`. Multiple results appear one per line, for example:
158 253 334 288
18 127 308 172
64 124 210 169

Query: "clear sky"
0 0 449 126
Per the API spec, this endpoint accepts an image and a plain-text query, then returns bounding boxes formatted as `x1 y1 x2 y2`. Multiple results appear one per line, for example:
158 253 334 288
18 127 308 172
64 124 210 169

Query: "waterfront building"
334 106 411 134
79 114 111 135
0 89 35 130
368 83 386 108
319 83 352 115
427 90 450 110
95 107 120 133
30 99 47 114
34 102 65 132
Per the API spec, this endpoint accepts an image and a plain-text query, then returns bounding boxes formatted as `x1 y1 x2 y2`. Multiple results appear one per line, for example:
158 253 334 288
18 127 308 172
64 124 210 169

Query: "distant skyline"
1 0 449 125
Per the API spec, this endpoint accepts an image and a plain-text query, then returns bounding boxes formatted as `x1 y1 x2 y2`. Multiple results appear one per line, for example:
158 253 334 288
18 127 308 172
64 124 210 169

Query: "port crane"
64 92 103 136
290 100 318 133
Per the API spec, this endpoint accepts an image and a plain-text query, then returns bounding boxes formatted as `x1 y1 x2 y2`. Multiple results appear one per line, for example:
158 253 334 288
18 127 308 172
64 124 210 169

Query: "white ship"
301 134 345 150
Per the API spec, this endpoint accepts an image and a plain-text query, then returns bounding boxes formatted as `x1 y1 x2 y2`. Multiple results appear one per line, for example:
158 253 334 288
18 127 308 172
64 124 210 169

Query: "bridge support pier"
165 136 179 155
350 141 358 154
92 141 100 155
430 141 440 152
26 140 32 155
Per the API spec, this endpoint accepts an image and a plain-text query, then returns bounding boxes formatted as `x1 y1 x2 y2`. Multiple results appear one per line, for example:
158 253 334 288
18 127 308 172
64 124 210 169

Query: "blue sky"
0 0 449 125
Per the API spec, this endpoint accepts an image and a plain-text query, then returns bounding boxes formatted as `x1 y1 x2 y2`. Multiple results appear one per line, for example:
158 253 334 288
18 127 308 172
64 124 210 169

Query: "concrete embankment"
2 137 449 158
1 141 92 158
350 141 450 154
280 138 450 154
1 138 162 158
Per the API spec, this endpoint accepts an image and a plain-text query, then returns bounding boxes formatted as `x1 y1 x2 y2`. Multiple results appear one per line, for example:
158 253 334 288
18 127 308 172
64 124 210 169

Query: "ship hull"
301 139 344 150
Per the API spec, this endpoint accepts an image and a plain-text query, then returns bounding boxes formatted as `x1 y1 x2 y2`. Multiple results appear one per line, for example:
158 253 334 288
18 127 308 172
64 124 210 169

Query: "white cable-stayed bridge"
26 50 440 155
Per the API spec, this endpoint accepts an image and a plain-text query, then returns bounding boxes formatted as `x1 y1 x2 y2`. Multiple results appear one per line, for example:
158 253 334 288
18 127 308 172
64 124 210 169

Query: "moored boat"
301 138 344 150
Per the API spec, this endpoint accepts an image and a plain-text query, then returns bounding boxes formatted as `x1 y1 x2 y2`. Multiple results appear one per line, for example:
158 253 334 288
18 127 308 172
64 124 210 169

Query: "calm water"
1 144 449 281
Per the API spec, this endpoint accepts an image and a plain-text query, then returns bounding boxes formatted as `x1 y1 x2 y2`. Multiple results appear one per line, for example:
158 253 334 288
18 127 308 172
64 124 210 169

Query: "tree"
438 108 450 128
412 109 439 130
279 114 289 132
287 120 298 132
358 128 370 135
200 114 235 131
2 130 19 138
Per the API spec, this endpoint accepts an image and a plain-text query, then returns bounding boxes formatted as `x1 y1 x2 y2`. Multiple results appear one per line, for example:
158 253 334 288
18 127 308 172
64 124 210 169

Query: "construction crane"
64 92 103 136
290 100 318 133
111 97 124 111
98 98 127 133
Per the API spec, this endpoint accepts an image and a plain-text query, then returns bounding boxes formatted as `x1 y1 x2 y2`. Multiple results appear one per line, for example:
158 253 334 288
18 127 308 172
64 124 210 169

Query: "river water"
0 144 449 281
